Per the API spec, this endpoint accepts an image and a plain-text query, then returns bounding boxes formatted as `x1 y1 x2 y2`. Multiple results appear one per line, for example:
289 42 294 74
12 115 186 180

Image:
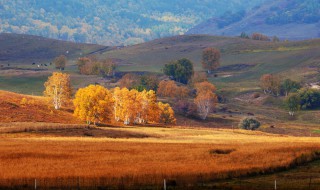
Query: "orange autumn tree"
260 74 281 96
139 90 159 123
194 81 217 120
202 47 221 74
73 85 113 125
54 55 67 70
44 72 72 110
113 87 175 125
157 80 189 99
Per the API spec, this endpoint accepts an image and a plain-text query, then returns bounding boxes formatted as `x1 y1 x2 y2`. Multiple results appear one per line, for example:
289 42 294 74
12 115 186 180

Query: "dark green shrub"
238 117 261 130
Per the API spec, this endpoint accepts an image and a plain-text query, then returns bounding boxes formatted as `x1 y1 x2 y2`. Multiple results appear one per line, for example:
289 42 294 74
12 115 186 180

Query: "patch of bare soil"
234 92 268 105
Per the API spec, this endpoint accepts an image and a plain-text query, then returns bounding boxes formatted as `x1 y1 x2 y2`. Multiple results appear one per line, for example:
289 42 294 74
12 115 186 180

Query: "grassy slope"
0 90 80 123
102 35 320 82
0 33 105 64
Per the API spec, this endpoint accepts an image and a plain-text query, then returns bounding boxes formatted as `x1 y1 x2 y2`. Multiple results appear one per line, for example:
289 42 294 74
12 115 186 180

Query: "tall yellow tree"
44 72 72 110
73 85 113 125
157 102 176 124
139 90 158 124
194 81 217 120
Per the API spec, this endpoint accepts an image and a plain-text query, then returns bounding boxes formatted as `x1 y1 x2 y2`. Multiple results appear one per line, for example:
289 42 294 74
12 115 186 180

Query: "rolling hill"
101 35 320 83
187 0 320 40
0 33 105 65
0 90 80 123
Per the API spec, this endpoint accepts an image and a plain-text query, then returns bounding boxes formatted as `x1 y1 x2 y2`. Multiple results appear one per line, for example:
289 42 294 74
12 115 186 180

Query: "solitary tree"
44 72 72 110
54 55 67 70
260 74 281 96
73 85 113 125
194 81 217 120
201 47 221 74
285 93 301 116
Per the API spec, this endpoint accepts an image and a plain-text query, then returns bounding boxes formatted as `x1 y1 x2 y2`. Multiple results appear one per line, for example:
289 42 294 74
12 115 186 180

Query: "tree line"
44 72 175 125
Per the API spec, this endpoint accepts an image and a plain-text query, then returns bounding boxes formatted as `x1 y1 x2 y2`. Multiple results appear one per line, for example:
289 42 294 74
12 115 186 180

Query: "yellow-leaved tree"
194 81 217 120
73 85 113 125
138 90 158 124
44 72 72 110
157 102 176 124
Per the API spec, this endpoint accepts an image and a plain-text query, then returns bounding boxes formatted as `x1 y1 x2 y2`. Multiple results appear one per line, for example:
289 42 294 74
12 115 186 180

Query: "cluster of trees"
44 72 175 125
260 74 301 96
157 80 190 99
240 32 280 42
286 88 320 116
163 47 221 85
118 73 159 91
260 74 320 116
74 86 175 125
251 33 271 41
1 1 263 45
157 79 217 120
77 57 116 77
163 58 194 84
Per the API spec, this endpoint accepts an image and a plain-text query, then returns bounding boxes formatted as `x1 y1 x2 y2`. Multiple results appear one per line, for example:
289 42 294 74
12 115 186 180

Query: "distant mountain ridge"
187 0 320 40
0 0 264 45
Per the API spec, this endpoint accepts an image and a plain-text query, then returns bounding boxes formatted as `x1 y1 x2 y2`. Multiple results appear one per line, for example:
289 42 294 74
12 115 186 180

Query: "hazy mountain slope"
0 0 265 45
101 35 320 84
0 33 104 64
187 0 320 40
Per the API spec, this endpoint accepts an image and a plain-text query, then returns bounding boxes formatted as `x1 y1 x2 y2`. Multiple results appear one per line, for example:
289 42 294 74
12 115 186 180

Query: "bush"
174 100 197 118
238 117 261 130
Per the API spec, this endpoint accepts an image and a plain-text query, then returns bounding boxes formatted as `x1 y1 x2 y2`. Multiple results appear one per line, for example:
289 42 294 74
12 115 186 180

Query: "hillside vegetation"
0 0 264 45
187 0 320 40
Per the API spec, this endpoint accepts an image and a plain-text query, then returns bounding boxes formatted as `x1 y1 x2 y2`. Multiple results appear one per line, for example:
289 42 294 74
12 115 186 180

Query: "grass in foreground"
0 126 319 189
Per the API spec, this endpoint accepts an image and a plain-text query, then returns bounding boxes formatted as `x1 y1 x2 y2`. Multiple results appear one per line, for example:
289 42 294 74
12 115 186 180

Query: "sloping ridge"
0 90 80 123
0 33 105 63
187 0 320 40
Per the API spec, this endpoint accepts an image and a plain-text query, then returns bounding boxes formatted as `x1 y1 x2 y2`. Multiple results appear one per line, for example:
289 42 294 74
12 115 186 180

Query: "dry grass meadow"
0 90 320 189
0 125 319 189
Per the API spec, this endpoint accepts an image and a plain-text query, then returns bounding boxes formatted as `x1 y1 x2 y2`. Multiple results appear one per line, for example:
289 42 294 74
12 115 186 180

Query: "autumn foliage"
73 85 175 125
201 47 221 73
260 74 281 96
194 81 217 120
73 85 113 125
157 80 189 99
53 55 67 70
44 72 72 110
251 33 270 41
77 57 116 77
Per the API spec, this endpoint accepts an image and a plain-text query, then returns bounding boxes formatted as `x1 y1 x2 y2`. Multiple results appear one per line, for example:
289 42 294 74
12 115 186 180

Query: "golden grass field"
0 126 319 189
